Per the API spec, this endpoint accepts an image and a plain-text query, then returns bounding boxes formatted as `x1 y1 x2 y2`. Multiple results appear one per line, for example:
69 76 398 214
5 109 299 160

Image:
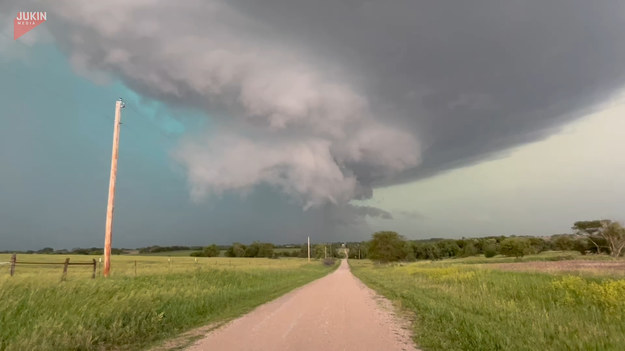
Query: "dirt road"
187 260 417 351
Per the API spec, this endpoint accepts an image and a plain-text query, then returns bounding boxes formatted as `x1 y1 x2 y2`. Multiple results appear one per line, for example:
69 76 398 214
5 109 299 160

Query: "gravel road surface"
187 259 417 351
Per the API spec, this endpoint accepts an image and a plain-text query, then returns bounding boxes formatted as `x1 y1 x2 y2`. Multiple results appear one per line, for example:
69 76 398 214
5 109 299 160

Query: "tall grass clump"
0 256 336 351
350 260 625 351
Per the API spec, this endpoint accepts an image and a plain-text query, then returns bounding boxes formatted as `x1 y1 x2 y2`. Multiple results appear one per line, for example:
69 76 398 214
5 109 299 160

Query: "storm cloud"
5 0 625 215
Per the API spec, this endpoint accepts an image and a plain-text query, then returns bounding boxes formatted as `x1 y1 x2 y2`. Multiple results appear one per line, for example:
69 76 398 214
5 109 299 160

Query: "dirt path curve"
187 259 417 351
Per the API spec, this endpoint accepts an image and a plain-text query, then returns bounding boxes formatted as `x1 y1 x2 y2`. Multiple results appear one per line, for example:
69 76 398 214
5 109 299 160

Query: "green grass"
350 258 625 351
0 254 336 350
446 251 616 264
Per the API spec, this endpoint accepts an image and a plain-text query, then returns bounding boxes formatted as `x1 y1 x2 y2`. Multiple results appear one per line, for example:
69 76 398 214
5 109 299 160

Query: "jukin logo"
14 11 47 40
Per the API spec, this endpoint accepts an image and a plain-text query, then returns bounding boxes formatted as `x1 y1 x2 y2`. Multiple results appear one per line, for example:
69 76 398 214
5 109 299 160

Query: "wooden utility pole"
103 99 124 278
307 236 311 263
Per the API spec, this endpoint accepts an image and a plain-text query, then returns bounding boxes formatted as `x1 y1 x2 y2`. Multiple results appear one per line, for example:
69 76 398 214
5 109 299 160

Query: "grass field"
350 253 625 351
0 254 336 351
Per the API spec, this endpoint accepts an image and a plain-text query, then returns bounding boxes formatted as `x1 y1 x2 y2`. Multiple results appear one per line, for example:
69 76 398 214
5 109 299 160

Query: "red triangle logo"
14 12 47 40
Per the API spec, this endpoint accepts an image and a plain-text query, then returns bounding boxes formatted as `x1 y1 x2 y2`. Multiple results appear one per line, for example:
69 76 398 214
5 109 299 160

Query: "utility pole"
103 99 125 278
307 236 310 263
324 246 327 259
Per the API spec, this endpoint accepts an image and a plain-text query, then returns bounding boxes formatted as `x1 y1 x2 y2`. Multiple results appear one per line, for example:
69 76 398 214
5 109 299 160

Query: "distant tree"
368 231 411 262
528 237 548 254
346 242 368 259
298 244 309 258
552 235 575 251
412 242 443 260
237 242 275 258
226 242 247 257
479 238 499 258
460 241 479 257
572 237 591 255
191 244 220 257
573 220 625 257
37 247 54 254
602 222 625 257
483 243 498 258
313 244 325 259
424 244 442 260
436 240 461 258
244 243 259 257
256 243 274 258
203 244 220 257
110 248 125 255
500 238 531 258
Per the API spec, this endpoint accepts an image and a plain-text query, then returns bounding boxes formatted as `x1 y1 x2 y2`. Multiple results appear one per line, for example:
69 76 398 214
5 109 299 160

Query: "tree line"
364 219 625 262
8 219 622 261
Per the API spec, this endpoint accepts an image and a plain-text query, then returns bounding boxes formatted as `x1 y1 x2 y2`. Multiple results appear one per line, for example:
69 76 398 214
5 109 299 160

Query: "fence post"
61 258 70 281
92 259 97 279
10 254 16 276
134 260 137 277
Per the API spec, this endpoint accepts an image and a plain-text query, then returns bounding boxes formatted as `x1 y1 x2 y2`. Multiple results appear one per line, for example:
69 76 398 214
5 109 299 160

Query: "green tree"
190 244 220 257
552 235 575 251
368 231 411 262
460 241 479 257
244 243 259 257
313 244 325 259
528 237 548 254
573 220 625 257
483 243 498 258
203 244 220 257
602 222 625 257
346 242 368 259
500 237 531 258
437 240 461 258
226 242 247 257
256 243 274 258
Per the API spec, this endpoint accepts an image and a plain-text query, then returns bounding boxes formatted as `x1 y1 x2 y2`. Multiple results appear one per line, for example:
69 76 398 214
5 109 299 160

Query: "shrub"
484 244 498 258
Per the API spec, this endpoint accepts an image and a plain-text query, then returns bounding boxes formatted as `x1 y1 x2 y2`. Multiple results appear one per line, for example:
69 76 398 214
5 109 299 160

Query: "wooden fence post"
134 260 137 277
10 254 16 277
61 258 70 281
92 259 97 279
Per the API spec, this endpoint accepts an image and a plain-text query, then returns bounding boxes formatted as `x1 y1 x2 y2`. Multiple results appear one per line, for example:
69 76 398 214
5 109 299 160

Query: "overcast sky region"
1 1 625 250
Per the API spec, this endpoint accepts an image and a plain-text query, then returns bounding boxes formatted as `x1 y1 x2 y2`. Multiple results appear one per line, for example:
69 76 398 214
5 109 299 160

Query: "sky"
1 1 625 250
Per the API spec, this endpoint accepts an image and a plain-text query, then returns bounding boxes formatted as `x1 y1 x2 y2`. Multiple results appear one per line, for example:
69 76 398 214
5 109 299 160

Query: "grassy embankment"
0 254 336 351
350 252 625 351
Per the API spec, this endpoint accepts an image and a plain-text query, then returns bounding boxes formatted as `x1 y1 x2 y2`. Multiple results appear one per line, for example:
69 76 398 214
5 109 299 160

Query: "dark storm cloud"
227 0 625 183
3 0 625 247
35 0 625 196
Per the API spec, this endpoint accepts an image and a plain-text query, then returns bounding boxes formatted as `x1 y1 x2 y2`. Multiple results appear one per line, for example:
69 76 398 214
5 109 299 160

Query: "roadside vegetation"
350 257 625 350
0 255 336 351
349 222 625 350
356 219 625 262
